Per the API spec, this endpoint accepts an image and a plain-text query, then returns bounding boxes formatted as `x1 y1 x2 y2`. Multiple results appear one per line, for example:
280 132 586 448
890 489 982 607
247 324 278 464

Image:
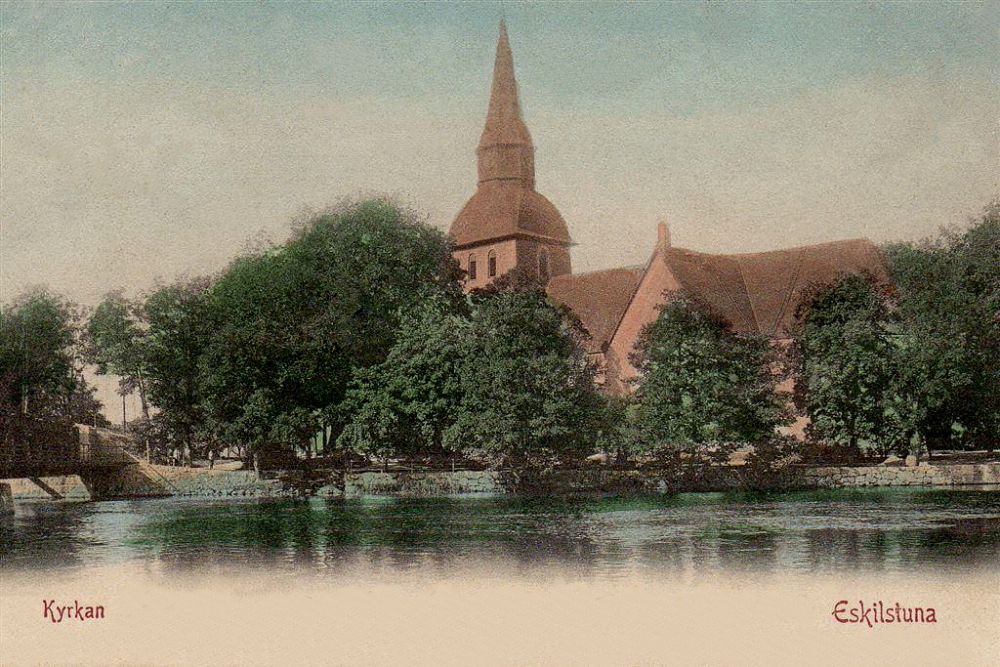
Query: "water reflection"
2 488 999 578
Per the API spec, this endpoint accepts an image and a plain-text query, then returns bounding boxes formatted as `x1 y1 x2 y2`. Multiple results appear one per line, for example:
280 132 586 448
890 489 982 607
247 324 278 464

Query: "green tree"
199 198 461 469
338 297 467 464
339 287 600 468
882 202 1000 451
631 294 789 454
443 288 600 466
591 394 641 465
85 291 150 419
141 278 216 465
1 289 106 431
794 274 917 458
1 289 79 416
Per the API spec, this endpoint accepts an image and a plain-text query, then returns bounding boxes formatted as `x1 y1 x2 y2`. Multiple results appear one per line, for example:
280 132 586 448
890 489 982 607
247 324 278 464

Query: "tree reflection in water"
2 489 999 578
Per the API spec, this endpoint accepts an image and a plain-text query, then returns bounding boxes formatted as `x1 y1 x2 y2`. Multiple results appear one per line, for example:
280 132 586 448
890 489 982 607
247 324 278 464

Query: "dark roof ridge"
665 237 876 260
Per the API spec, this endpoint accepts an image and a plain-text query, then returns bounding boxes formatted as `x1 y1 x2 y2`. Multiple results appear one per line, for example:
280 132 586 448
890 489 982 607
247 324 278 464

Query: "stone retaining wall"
5 475 91 499
7 462 999 501
333 463 1000 496
340 470 500 498
144 465 295 498
6 467 292 500
798 463 1000 488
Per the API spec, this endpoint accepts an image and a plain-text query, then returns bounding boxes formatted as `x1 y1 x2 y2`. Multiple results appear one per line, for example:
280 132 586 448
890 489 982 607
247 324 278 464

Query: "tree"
337 297 467 463
591 394 641 465
33 378 110 428
86 291 150 419
882 202 1000 451
1 288 106 432
1 289 79 416
140 278 216 465
631 294 789 454
442 288 600 466
794 274 917 458
199 198 462 469
338 287 600 468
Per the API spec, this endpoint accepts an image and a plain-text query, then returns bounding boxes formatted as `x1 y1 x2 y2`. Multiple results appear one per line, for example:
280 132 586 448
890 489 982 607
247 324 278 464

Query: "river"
2 487 999 578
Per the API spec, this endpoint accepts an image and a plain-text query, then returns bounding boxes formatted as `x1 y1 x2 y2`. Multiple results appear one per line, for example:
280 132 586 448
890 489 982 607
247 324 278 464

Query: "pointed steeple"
450 19 571 261
476 20 535 188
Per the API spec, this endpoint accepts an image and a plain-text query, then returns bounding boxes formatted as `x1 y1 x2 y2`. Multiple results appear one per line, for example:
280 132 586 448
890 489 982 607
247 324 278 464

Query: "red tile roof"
547 266 646 352
663 238 889 337
548 239 888 359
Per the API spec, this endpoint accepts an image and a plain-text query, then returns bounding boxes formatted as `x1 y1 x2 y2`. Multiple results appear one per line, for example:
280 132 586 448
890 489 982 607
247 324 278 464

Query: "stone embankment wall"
799 463 1000 488
322 463 1000 497
6 465 293 500
338 470 499 497
5 475 92 499
6 462 999 501
151 465 296 498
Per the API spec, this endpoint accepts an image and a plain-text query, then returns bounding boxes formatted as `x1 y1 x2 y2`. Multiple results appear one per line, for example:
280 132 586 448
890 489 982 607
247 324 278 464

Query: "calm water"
2 488 999 578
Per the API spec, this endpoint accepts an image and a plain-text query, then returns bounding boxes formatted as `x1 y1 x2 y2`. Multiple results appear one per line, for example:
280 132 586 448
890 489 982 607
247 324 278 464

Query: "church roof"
547 266 646 352
451 182 571 248
663 238 889 338
548 238 888 359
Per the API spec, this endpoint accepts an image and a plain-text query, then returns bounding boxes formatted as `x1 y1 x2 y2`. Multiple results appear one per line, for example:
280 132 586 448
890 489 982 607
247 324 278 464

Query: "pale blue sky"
5 3 997 114
3 1 998 304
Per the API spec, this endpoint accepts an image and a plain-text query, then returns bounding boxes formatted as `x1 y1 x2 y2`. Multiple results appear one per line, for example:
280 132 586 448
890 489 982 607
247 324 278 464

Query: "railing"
75 425 135 467
122 450 181 493
0 421 136 478
0 420 80 477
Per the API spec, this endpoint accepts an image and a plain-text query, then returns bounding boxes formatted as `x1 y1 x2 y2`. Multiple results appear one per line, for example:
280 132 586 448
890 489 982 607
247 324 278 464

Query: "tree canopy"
881 202 1000 450
86 291 150 418
197 199 461 466
794 203 999 456
1 289 106 430
793 273 916 457
445 288 600 464
339 287 600 467
631 294 790 451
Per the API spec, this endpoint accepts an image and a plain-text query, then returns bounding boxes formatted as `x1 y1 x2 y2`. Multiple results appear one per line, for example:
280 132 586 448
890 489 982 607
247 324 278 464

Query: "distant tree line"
1 289 108 440
4 198 996 470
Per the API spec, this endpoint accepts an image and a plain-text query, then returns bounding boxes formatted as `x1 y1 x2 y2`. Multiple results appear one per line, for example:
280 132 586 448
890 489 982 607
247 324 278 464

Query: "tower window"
488 250 497 278
539 248 550 281
468 254 477 280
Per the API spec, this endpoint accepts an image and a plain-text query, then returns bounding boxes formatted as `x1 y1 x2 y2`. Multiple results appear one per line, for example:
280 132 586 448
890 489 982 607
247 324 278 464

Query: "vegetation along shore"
2 198 998 495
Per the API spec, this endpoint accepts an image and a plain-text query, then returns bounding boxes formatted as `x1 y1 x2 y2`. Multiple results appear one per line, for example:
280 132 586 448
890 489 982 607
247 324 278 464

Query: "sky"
1 2 998 418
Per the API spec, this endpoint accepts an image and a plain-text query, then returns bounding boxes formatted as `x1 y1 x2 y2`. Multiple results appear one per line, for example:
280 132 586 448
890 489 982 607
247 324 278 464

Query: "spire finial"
484 18 521 130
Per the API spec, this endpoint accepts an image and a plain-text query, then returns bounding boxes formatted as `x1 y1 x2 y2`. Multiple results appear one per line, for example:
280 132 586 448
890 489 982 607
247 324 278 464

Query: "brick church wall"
606 250 682 388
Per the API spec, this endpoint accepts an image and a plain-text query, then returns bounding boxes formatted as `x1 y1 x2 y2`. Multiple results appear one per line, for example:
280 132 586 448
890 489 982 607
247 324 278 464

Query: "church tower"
449 21 572 289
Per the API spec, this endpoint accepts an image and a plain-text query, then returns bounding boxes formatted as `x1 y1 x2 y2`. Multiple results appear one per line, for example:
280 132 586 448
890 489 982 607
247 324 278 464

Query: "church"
449 23 889 394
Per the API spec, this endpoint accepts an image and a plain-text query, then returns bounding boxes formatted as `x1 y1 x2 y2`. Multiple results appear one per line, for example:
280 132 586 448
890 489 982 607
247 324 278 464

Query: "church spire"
477 20 535 188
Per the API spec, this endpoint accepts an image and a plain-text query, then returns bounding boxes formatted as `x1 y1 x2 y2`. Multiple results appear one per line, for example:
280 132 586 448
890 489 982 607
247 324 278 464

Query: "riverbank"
7 460 1000 501
4 462 290 500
